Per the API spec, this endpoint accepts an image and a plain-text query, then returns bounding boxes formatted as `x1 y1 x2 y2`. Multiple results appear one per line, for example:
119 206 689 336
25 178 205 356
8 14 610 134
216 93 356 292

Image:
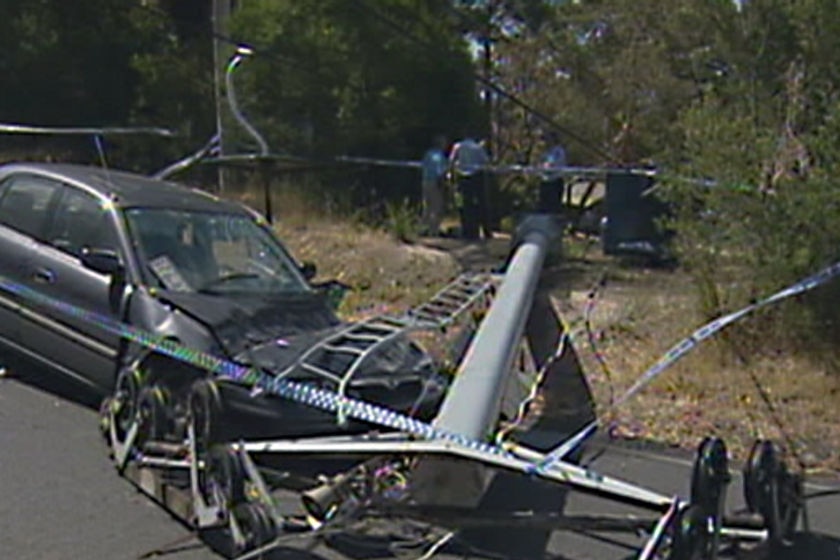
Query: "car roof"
0 162 250 214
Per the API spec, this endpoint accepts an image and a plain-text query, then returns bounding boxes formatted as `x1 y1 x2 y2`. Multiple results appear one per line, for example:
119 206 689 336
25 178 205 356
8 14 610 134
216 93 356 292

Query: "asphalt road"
2 366 840 560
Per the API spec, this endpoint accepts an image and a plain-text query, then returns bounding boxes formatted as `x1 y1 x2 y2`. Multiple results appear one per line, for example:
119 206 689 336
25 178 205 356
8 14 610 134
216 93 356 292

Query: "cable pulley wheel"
770 468 802 544
743 439 781 515
200 445 246 508
188 378 224 453
690 436 730 516
743 440 801 543
135 384 171 449
231 501 277 554
743 439 770 514
668 505 710 560
113 367 145 442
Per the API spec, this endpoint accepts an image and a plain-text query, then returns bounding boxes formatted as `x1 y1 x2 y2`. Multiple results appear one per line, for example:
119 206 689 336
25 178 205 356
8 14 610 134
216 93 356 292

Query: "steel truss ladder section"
406 273 500 328
280 315 410 384
280 274 498 386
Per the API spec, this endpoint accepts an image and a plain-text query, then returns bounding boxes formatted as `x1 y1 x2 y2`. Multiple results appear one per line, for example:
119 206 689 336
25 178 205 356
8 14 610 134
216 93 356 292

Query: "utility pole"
482 0 496 158
211 0 231 194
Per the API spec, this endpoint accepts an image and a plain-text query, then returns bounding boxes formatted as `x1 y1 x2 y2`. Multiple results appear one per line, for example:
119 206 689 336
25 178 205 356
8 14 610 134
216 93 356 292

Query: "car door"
0 174 63 368
29 184 128 390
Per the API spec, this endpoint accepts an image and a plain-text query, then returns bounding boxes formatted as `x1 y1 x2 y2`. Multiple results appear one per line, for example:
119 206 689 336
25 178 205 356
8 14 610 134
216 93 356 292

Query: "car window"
0 175 61 240
49 187 119 258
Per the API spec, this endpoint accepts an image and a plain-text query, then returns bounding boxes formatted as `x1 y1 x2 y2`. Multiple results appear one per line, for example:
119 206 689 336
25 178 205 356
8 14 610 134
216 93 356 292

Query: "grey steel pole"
226 46 269 157
434 215 562 440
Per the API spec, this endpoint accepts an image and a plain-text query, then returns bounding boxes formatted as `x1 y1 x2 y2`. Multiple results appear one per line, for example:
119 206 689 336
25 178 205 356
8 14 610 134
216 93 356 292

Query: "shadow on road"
615 532 840 560
766 533 840 559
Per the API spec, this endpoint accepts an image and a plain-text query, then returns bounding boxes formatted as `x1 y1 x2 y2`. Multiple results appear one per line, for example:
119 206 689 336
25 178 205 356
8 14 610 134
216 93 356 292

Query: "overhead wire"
414 531 454 560
744 366 809 473
493 330 570 446
582 269 615 409
353 0 614 162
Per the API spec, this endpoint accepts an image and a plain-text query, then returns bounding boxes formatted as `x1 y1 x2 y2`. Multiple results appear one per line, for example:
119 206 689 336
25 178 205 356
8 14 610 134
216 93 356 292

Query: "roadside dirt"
277 221 840 475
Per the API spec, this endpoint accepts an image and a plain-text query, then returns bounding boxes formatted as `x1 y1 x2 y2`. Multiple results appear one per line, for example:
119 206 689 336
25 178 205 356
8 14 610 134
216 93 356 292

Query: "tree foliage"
0 0 214 170
0 0 482 179
476 0 840 355
226 0 481 159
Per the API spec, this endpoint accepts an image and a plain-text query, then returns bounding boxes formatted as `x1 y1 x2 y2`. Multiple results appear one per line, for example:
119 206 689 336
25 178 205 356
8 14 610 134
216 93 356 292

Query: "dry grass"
277 220 459 319
559 258 840 474
239 181 460 319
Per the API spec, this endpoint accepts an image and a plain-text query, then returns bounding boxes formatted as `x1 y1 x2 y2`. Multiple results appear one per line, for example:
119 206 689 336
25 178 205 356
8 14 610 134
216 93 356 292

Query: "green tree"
660 0 840 355
227 0 481 161
0 0 211 171
124 0 215 172
492 0 744 166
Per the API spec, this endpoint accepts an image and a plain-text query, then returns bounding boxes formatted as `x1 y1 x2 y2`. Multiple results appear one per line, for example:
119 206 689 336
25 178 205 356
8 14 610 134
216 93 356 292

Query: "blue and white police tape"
535 259 840 472
335 155 423 169
334 155 652 178
331 155 715 187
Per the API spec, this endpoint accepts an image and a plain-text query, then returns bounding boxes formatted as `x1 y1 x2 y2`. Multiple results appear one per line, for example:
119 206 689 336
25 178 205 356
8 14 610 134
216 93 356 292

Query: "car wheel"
135 384 172 449
232 502 277 554
200 445 246 508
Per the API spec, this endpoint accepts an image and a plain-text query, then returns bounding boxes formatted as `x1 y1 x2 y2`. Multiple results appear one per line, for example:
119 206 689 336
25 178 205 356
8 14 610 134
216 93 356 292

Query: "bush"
383 198 420 243
662 98 840 363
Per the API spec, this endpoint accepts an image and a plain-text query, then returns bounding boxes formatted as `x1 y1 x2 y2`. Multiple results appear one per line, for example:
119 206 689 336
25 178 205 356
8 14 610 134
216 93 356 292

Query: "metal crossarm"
239 434 675 511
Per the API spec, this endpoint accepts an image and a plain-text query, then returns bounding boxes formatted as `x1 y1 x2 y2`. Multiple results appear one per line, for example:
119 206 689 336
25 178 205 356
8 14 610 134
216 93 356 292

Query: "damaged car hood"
155 290 440 387
156 290 340 358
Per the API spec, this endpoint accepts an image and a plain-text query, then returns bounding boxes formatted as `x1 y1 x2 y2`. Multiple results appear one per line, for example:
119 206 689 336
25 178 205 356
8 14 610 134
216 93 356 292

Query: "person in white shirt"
538 131 567 214
448 136 492 239
420 134 448 236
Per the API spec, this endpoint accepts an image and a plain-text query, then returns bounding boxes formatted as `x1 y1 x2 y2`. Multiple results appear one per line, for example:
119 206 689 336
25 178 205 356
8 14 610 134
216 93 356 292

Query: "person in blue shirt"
420 134 448 236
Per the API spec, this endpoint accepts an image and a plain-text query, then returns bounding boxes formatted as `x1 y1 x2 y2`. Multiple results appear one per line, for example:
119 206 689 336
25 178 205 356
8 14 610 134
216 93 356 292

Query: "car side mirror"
300 261 317 281
81 247 122 275
312 279 351 310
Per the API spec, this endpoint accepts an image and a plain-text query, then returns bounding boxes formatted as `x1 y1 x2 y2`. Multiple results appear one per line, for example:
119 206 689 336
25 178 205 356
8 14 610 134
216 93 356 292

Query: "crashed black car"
0 163 445 440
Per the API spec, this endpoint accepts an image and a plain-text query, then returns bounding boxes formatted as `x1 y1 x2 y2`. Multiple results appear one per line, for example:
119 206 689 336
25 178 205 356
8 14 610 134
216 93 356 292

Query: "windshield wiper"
197 272 261 293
